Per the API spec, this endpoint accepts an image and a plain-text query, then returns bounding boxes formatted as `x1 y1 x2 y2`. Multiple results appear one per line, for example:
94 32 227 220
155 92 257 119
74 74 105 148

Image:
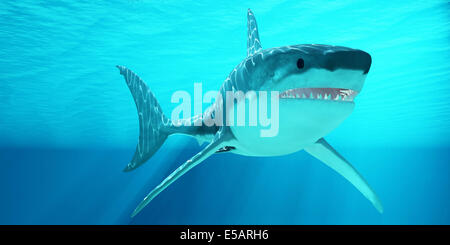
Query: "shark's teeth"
279 88 358 102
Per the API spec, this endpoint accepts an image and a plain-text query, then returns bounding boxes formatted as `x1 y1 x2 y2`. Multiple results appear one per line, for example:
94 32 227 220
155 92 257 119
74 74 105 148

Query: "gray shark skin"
116 9 382 218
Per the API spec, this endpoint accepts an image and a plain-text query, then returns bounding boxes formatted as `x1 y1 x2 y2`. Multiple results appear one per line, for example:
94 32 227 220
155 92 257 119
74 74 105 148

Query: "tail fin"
116 65 170 172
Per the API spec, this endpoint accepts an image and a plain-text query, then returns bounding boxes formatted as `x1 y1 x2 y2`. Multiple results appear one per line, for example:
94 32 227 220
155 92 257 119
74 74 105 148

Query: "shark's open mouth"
279 88 358 102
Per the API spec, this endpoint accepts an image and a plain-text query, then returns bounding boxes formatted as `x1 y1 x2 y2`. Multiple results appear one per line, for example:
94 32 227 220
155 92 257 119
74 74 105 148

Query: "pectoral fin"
131 134 225 217
304 138 383 213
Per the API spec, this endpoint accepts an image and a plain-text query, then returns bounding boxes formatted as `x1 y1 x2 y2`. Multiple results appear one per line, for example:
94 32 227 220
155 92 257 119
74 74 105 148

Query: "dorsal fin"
247 9 262 56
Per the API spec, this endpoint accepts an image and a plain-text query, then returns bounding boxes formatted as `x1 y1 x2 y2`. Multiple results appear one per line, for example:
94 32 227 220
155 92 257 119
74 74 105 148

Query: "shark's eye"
296 58 304 69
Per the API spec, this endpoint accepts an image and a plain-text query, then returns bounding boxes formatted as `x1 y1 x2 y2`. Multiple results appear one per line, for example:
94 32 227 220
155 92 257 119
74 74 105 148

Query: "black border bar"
0 225 447 243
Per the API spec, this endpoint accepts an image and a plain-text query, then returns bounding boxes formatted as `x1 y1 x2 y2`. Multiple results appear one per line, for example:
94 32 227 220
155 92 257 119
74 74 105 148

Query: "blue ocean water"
0 0 449 224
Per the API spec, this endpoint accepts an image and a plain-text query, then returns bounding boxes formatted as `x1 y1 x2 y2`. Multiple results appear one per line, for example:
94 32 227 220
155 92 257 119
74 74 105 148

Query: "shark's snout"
323 49 372 74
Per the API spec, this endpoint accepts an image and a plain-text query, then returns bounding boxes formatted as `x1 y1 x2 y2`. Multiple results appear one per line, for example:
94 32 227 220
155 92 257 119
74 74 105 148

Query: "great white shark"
116 9 382 217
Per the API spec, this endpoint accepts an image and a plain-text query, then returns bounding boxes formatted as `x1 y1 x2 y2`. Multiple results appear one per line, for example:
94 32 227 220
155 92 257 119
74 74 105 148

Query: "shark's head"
243 44 371 148
252 44 371 99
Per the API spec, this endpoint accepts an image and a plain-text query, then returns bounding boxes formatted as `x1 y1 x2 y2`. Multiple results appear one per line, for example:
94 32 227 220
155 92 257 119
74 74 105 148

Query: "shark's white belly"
229 99 355 156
